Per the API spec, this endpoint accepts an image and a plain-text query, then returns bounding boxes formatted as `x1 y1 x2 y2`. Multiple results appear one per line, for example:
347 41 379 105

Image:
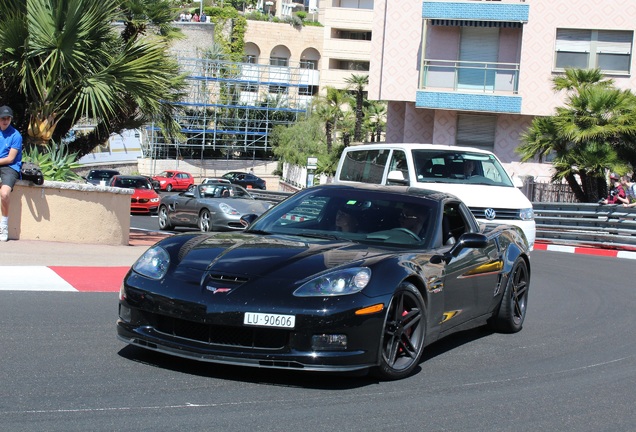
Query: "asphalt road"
1 251 634 431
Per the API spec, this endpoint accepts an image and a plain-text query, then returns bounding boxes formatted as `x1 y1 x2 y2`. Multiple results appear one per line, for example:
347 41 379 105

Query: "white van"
335 143 535 250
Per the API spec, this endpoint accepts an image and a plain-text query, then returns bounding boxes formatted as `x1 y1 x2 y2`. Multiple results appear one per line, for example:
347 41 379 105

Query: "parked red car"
109 175 160 214
152 170 195 192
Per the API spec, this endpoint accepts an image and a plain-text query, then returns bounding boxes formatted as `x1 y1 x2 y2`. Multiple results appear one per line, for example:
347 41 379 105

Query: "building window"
456 114 496 151
555 29 632 74
300 60 318 70
334 30 372 41
270 57 289 67
335 60 370 71
240 83 258 92
245 55 257 64
299 85 319 96
269 85 288 94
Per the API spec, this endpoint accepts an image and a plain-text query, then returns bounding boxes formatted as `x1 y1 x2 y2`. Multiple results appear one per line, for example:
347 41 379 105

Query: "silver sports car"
157 184 272 232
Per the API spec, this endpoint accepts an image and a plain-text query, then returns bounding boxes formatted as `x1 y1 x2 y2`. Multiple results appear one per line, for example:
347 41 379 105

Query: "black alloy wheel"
374 282 426 380
490 257 529 333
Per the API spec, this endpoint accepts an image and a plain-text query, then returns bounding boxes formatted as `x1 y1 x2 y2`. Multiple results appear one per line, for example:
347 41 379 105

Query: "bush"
23 143 82 182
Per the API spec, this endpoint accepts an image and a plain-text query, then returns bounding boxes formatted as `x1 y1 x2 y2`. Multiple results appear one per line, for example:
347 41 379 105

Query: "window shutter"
597 30 633 54
556 29 591 52
456 115 497 150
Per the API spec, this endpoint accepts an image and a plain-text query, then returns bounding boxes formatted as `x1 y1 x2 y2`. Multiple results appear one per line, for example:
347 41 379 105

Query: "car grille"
470 207 521 221
132 198 151 203
149 313 290 349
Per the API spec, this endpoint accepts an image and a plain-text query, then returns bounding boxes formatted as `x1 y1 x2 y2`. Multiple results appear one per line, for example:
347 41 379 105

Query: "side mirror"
387 170 409 186
431 232 488 264
240 213 259 228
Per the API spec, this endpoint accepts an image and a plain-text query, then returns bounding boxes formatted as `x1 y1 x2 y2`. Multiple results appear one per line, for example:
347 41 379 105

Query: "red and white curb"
2 246 635 292
534 243 636 260
0 266 129 292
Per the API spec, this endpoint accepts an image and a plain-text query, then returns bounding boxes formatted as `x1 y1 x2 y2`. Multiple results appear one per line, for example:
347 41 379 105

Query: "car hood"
166 232 389 279
133 189 159 199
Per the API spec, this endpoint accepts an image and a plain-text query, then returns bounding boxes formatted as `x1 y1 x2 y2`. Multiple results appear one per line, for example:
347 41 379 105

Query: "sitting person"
621 175 636 207
599 173 626 205
335 207 360 233
398 204 428 236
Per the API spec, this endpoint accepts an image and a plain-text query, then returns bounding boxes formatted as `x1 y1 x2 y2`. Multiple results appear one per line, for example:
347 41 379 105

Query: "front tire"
158 205 174 230
490 258 529 333
166 184 173 192
198 209 212 232
373 282 426 380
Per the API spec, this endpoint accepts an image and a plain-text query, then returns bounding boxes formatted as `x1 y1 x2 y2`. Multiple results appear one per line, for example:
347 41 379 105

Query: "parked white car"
335 143 535 250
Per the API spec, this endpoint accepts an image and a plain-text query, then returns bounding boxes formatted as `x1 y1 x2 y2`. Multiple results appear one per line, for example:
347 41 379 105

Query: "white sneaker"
0 225 8 242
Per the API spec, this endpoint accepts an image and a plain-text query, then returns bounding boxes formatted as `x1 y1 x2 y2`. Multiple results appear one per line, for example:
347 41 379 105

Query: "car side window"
339 149 388 184
442 202 468 245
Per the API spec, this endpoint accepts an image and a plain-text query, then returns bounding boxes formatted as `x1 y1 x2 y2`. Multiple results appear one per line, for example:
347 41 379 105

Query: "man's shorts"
0 166 20 190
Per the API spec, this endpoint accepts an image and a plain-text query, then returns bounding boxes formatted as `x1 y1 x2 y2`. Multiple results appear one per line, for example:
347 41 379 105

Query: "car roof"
306 183 459 202
114 175 149 180
343 143 493 155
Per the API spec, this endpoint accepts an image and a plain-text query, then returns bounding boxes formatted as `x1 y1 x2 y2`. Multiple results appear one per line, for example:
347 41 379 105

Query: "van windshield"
412 150 514 187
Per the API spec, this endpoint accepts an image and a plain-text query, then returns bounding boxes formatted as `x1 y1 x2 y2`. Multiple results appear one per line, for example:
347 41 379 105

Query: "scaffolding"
144 53 314 161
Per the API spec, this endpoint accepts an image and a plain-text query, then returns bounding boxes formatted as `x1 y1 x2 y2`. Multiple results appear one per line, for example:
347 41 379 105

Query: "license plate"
244 312 295 329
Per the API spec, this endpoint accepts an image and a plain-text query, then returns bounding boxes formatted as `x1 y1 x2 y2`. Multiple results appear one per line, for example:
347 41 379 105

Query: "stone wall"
7 181 132 245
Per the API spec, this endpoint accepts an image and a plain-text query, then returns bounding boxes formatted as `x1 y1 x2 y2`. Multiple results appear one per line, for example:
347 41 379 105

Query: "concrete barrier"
6 180 132 245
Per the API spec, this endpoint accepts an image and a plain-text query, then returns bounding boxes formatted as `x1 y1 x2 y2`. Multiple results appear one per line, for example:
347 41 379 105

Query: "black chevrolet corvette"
117 184 530 380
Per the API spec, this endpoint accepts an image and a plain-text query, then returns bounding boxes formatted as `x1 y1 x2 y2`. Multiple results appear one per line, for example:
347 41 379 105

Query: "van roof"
344 143 493 155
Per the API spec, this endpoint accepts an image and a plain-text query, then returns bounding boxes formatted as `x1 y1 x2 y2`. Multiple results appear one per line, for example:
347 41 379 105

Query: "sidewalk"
0 230 171 292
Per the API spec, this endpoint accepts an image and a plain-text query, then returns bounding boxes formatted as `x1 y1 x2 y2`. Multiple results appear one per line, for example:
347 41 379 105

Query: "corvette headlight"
132 245 170 280
219 202 240 215
519 208 534 220
294 267 371 297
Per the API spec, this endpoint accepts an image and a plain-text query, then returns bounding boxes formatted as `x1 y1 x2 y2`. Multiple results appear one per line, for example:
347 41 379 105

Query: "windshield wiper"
295 232 351 241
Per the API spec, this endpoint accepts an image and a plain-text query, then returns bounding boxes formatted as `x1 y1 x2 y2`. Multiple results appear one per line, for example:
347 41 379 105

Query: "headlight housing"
519 208 534 220
132 245 170 280
219 202 240 215
294 267 371 297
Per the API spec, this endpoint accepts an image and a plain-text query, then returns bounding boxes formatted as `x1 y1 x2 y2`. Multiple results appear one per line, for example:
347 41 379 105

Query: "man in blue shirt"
0 105 23 241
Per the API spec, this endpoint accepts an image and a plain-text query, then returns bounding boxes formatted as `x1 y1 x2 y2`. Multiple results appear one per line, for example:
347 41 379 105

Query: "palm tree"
0 0 185 155
365 101 386 142
518 68 636 202
314 87 347 153
344 74 368 143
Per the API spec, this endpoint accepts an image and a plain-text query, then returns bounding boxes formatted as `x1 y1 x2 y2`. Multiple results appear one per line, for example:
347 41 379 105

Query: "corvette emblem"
206 286 232 294
484 208 496 220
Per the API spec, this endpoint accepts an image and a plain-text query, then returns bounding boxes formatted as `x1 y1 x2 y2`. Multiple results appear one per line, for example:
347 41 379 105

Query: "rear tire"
490 258 529 333
372 282 426 380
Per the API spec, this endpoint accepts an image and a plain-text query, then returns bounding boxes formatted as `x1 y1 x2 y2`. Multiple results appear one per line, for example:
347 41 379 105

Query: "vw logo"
484 208 496 220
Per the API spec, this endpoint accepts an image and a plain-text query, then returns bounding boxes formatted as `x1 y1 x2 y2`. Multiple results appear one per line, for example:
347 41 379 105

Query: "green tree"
365 101 386 142
518 68 636 202
344 74 368 142
313 86 347 153
0 0 185 157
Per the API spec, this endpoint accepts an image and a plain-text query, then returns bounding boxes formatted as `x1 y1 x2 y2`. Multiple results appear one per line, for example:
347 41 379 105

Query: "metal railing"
533 202 636 249
421 59 519 94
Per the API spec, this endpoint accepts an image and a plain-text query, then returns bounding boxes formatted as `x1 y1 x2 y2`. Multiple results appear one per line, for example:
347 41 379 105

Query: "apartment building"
248 0 375 92
368 0 636 180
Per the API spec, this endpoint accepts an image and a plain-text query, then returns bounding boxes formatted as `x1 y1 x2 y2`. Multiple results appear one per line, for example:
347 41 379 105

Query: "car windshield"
199 184 251 199
157 171 175 178
88 170 116 180
114 178 152 189
248 188 437 247
412 150 514 187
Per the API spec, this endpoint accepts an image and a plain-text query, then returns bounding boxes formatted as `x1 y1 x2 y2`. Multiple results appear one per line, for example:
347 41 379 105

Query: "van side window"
387 150 408 182
339 150 388 184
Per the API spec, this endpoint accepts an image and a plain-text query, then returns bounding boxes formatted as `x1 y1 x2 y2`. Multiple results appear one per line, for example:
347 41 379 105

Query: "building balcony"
417 59 521 113
422 0 529 22
422 59 519 93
